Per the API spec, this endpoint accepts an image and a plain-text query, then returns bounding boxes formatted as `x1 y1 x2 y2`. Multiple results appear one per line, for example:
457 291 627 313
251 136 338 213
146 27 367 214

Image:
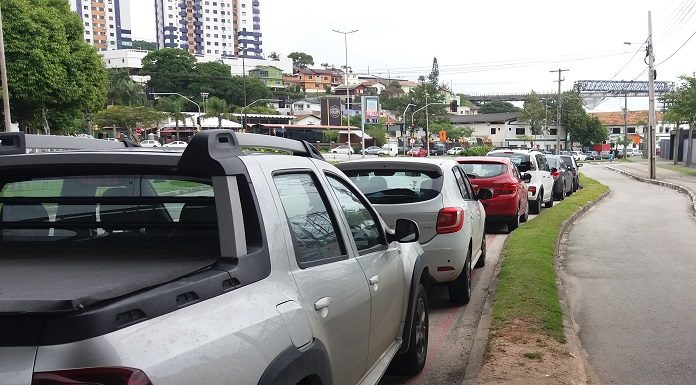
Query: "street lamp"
401 103 416 155
240 98 280 132
412 101 448 156
200 92 210 113
151 92 202 132
0 6 13 132
332 29 358 159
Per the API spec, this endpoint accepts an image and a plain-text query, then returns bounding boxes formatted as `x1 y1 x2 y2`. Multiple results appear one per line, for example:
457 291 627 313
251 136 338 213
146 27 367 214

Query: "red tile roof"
589 111 664 126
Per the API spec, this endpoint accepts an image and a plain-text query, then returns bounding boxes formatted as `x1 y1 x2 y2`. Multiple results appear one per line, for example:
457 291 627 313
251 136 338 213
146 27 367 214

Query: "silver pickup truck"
0 131 428 385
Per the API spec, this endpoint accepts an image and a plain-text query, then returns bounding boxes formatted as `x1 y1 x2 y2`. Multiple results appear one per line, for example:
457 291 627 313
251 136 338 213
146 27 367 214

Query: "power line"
609 42 646 81
656 26 696 66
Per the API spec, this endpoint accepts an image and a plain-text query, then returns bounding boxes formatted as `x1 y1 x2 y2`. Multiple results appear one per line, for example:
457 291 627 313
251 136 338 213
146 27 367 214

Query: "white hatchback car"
140 140 161 148
163 140 188 148
447 147 464 155
486 148 554 214
331 145 354 154
338 158 490 305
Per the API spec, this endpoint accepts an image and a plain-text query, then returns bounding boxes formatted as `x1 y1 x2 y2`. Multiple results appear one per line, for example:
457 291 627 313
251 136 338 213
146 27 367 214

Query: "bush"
461 146 493 156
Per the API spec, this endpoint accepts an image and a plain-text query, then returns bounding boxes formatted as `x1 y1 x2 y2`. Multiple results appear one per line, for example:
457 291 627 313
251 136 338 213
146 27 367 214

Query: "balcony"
253 16 260 22
252 0 259 6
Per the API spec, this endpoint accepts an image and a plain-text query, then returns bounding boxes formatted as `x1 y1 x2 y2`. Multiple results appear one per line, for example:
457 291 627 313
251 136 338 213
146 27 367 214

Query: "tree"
408 81 447 133
478 101 521 114
94 106 163 142
519 91 547 147
560 92 589 149
3 0 107 133
245 105 278 115
663 76 696 165
157 97 186 140
323 129 338 143
107 69 146 106
428 57 439 85
287 52 314 72
381 81 405 100
268 52 280 61
131 40 158 51
187 61 234 105
203 97 229 129
141 48 197 94
366 126 386 147
228 76 272 108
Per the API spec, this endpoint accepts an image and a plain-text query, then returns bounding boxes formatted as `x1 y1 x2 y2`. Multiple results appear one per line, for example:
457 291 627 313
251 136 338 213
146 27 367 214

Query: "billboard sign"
363 96 380 122
321 97 342 126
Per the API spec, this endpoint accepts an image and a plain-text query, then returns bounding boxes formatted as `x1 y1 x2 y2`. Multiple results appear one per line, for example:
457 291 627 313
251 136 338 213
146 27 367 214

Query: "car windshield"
342 169 443 204
459 162 507 178
0 174 219 253
547 157 561 168
487 153 533 172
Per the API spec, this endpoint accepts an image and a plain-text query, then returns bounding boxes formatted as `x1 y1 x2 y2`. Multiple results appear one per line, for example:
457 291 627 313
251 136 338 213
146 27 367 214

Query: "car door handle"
369 276 380 285
314 297 332 311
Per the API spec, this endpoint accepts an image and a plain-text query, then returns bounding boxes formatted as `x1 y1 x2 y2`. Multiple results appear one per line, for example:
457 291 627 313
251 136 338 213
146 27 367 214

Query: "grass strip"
491 174 608 342
658 163 696 177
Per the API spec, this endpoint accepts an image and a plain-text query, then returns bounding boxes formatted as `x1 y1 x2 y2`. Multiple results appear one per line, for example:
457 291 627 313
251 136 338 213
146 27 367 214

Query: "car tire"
530 192 542 214
389 283 429 375
520 202 529 223
544 190 554 208
449 248 472 305
508 213 519 232
475 236 486 268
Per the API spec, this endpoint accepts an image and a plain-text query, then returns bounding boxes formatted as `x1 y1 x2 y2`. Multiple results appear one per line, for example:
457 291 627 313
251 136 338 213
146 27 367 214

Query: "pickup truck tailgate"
0 347 36 385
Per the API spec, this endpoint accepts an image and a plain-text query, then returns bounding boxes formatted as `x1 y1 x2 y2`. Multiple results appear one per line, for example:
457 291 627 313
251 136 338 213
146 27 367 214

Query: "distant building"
297 68 343 92
154 0 262 59
69 0 132 51
451 112 565 150
588 110 667 149
248 65 284 90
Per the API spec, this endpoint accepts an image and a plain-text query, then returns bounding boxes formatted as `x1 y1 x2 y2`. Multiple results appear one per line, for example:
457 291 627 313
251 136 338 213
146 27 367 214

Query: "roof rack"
0 132 134 155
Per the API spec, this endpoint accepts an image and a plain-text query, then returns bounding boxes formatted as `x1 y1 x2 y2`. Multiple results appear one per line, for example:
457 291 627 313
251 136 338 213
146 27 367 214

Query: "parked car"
486 148 554 214
546 155 574 200
331 145 354 154
408 147 428 157
447 146 465 155
140 139 161 148
584 151 599 160
361 146 382 155
103 137 120 142
428 143 446 156
337 158 491 305
633 149 644 157
599 150 611 159
163 140 188 148
457 156 530 232
568 150 587 161
0 131 430 384
559 154 582 192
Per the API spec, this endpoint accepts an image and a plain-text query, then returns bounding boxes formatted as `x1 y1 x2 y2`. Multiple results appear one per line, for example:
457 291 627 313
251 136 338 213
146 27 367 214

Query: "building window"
490 127 496 135
627 127 636 134
549 129 558 135
612 127 621 134
516 127 525 135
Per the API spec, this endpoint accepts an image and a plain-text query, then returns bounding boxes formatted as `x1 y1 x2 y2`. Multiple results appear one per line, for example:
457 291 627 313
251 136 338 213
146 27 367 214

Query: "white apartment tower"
155 0 262 59
70 0 133 51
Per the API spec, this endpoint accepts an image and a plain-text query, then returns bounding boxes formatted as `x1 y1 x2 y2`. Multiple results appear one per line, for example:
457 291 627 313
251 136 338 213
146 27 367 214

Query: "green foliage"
131 40 158 51
187 61 234 103
342 114 361 127
3 0 107 132
428 57 439 85
141 48 197 94
323 129 339 142
381 81 405 99
520 91 546 136
287 52 314 71
478 101 521 114
108 69 146 106
203 97 230 129
268 52 280 61
366 126 386 147
156 97 186 139
228 76 273 107
380 96 410 112
662 76 696 124
492 174 608 341
409 81 447 130
461 146 492 156
94 105 163 141
245 105 277 115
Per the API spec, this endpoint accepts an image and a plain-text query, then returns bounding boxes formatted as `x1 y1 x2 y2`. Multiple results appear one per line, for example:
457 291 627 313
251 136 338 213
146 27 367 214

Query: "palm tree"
157 97 186 140
203 97 229 130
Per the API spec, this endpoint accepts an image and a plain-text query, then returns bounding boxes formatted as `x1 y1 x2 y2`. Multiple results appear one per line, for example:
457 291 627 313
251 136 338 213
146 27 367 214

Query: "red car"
408 146 428 157
456 156 530 232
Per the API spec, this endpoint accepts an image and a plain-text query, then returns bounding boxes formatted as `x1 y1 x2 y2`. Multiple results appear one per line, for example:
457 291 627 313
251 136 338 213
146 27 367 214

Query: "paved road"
562 165 696 385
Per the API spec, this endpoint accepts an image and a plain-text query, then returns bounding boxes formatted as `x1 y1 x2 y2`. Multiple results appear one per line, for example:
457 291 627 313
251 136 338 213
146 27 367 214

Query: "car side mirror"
551 167 558 173
388 218 420 243
476 188 493 200
522 173 532 183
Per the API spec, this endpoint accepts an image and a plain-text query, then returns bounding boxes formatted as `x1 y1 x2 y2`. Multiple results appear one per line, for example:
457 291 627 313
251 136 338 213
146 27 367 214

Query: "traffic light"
450 100 458 112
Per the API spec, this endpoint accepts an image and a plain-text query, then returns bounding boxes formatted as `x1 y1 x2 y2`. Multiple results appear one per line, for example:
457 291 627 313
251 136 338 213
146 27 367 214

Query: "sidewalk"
607 158 696 194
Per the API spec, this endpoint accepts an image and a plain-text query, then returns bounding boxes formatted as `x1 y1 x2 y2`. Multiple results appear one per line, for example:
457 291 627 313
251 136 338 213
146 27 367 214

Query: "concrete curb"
555 189 610 385
605 165 696 218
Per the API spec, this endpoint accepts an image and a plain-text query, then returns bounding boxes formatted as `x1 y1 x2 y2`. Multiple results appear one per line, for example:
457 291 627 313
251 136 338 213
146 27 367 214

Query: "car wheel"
389 283 429 375
520 201 529 223
449 248 472 305
530 192 542 214
544 189 554 208
508 212 519 232
475 236 486 268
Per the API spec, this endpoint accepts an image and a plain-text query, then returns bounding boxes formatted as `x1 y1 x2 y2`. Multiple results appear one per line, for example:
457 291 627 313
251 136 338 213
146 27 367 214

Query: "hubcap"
415 297 427 361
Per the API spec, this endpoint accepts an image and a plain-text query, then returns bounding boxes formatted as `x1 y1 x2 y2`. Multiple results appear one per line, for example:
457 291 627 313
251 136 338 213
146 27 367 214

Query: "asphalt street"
562 165 696 385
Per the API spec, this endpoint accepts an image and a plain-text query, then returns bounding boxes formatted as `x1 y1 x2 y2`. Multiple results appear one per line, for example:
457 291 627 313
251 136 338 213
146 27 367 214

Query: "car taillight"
32 367 153 385
437 207 465 234
498 183 517 195
528 185 537 194
551 171 560 180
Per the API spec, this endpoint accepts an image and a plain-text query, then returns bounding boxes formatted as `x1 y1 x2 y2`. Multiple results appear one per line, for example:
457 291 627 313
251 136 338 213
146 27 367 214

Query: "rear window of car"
487 153 533 172
459 162 507 178
0 174 220 252
342 169 443 204
547 157 561 168
560 156 575 166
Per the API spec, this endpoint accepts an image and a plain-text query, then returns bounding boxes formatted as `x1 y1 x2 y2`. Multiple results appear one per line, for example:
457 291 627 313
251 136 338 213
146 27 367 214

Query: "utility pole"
623 93 628 159
333 29 358 159
647 11 657 178
0 6 13 132
550 68 569 154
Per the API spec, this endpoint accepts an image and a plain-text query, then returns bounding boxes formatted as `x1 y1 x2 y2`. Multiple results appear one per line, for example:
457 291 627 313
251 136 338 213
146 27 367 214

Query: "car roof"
455 156 511 164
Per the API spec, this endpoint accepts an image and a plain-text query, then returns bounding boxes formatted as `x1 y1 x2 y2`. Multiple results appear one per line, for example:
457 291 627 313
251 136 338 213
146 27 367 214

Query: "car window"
273 173 346 268
326 175 385 253
452 167 472 200
488 153 534 172
459 162 507 178
343 169 443 204
536 154 548 171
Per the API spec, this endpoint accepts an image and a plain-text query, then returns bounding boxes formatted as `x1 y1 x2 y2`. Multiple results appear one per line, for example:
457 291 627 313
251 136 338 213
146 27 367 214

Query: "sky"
130 0 696 112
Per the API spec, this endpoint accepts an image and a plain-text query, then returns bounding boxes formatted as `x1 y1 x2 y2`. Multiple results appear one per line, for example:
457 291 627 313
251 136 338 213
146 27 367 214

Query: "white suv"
486 148 554 214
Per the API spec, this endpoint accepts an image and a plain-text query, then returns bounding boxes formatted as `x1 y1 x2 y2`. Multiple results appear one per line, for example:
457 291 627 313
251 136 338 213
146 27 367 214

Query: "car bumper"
481 194 519 217
421 232 469 283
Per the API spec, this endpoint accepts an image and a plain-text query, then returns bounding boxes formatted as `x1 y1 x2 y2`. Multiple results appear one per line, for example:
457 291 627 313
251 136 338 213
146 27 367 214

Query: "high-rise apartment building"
70 0 132 51
155 0 262 59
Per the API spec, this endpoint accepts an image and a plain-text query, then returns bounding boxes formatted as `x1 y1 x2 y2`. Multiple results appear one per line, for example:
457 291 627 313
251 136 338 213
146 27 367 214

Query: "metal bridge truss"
573 80 674 98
